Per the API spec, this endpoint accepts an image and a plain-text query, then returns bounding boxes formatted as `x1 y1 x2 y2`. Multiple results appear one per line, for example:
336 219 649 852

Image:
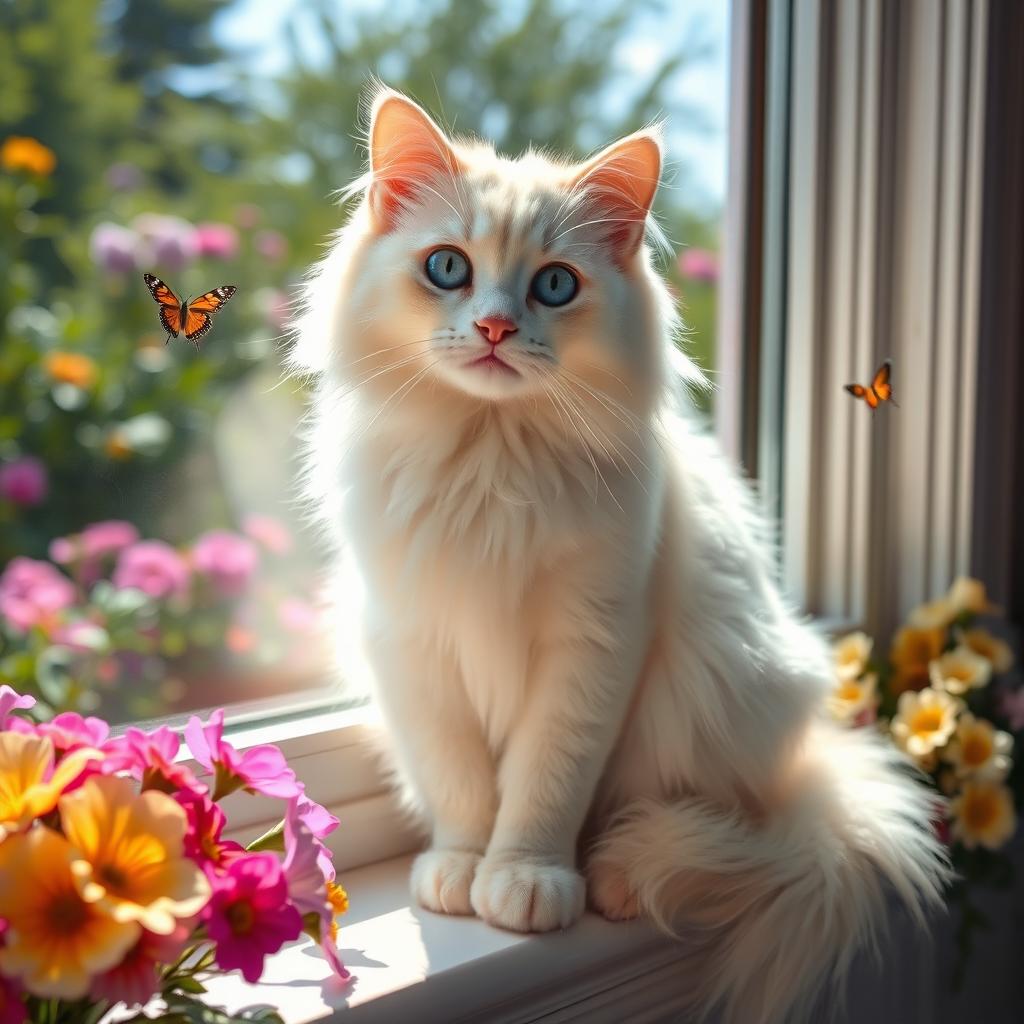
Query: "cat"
292 86 947 1023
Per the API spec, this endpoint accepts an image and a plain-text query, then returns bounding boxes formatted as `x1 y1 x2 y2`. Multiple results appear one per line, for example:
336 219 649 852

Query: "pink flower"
133 213 198 273
184 709 301 801
51 520 140 584
8 712 109 754
254 229 288 262
205 853 302 982
191 531 259 598
0 685 35 728
294 792 338 880
176 789 244 874
90 925 190 1008
195 222 240 261
49 619 108 653
113 541 190 600
0 457 48 507
89 222 139 274
0 557 76 632
1000 687 1024 732
105 725 205 796
242 515 292 555
678 247 719 284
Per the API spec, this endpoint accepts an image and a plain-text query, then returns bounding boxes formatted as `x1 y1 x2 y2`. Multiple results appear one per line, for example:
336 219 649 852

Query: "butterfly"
844 359 898 409
143 273 237 348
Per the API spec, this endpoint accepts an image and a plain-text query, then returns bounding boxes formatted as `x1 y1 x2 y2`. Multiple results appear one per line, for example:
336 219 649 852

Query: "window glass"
0 0 730 724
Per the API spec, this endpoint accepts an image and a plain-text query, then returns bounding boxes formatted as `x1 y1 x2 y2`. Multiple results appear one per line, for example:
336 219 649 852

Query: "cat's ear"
570 130 662 260
368 90 462 232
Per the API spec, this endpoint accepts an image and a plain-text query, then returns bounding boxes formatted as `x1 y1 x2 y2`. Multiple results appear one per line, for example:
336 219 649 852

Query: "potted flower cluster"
0 517 325 723
0 684 349 1023
828 576 1021 979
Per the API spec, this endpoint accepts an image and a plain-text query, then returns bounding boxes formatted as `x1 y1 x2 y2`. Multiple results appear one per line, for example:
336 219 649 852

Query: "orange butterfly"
143 273 237 348
844 359 898 409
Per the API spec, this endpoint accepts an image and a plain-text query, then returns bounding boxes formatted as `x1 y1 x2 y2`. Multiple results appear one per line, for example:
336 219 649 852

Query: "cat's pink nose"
475 316 518 344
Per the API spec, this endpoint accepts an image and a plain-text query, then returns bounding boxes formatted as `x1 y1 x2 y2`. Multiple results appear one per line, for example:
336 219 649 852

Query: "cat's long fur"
293 87 948 1023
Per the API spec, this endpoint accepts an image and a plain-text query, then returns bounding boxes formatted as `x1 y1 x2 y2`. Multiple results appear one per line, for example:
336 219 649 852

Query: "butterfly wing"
183 285 237 346
871 360 893 402
143 273 183 338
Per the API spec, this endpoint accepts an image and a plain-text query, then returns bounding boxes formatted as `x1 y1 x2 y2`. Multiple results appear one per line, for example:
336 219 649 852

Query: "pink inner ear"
369 96 461 231
572 135 661 259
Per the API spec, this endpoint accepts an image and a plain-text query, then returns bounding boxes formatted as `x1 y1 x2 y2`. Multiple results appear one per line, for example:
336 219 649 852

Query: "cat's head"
296 87 676 417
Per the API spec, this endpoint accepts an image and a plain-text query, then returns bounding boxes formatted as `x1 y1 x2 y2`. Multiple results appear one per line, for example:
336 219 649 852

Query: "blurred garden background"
0 0 729 723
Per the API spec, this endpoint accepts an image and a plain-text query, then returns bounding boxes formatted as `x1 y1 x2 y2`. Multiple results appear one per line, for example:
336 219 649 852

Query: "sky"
210 0 732 208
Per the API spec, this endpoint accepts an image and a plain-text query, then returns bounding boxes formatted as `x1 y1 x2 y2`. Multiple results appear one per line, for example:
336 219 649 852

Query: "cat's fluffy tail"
591 724 949 1023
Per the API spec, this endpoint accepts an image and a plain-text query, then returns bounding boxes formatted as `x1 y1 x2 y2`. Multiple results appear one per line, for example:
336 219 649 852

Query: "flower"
0 826 140 999
828 672 878 725
928 646 992 695
890 687 962 760
243 514 292 555
0 685 34 728
943 714 1013 781
43 352 98 390
90 925 190 1008
195 221 240 260
176 789 244 874
105 161 143 191
8 712 109 755
191 530 259 597
0 457 48 507
49 619 109 653
0 969 26 1024
89 222 139 274
294 792 339 880
946 577 999 617
185 708 301 800
254 229 288 262
205 853 302 983
104 724 203 796
112 540 190 600
889 625 946 695
949 779 1016 850
133 213 198 273
59 774 211 934
832 631 872 681
1 136 56 176
233 203 261 228
908 597 956 630
0 556 75 631
959 628 1013 674
678 247 718 283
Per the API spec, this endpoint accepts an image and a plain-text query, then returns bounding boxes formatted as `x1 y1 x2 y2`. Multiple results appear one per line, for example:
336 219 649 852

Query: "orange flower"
44 351 98 389
1 136 56 176
0 826 139 998
105 430 132 460
890 625 945 696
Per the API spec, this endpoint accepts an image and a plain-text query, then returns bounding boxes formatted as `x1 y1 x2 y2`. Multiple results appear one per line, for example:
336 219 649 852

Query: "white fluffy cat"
293 87 947 1022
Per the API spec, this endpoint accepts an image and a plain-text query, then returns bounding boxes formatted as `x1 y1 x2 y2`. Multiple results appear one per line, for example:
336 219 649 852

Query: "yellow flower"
929 646 992 695
949 780 1016 850
0 826 139 998
43 351 98 390
827 672 878 725
908 597 956 630
959 628 1013 674
832 631 873 681
0 136 56 176
0 732 99 839
946 577 999 618
944 713 1013 781
59 775 210 934
891 687 961 760
327 880 348 917
890 625 945 696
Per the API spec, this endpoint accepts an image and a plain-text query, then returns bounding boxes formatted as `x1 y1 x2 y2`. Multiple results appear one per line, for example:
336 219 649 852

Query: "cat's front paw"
411 849 481 916
470 855 585 932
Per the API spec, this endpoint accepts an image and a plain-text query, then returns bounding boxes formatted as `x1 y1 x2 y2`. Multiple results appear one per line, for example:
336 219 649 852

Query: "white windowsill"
200 854 692 1024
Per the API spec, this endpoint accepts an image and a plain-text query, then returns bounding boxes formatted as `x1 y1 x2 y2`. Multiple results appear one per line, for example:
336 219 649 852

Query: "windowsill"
200 854 690 1024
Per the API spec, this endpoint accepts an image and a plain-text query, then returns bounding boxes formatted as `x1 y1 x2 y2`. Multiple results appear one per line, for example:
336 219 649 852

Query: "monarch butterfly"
143 273 237 348
844 360 898 409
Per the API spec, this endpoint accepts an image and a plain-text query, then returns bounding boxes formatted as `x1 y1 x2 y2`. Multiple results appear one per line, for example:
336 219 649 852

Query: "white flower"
832 631 873 681
949 780 1016 851
827 672 878 725
891 687 962 760
928 646 992 695
943 714 1013 781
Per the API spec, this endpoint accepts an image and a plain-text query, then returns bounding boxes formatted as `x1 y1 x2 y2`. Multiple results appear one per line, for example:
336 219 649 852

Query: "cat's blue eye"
530 264 578 307
425 248 471 290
